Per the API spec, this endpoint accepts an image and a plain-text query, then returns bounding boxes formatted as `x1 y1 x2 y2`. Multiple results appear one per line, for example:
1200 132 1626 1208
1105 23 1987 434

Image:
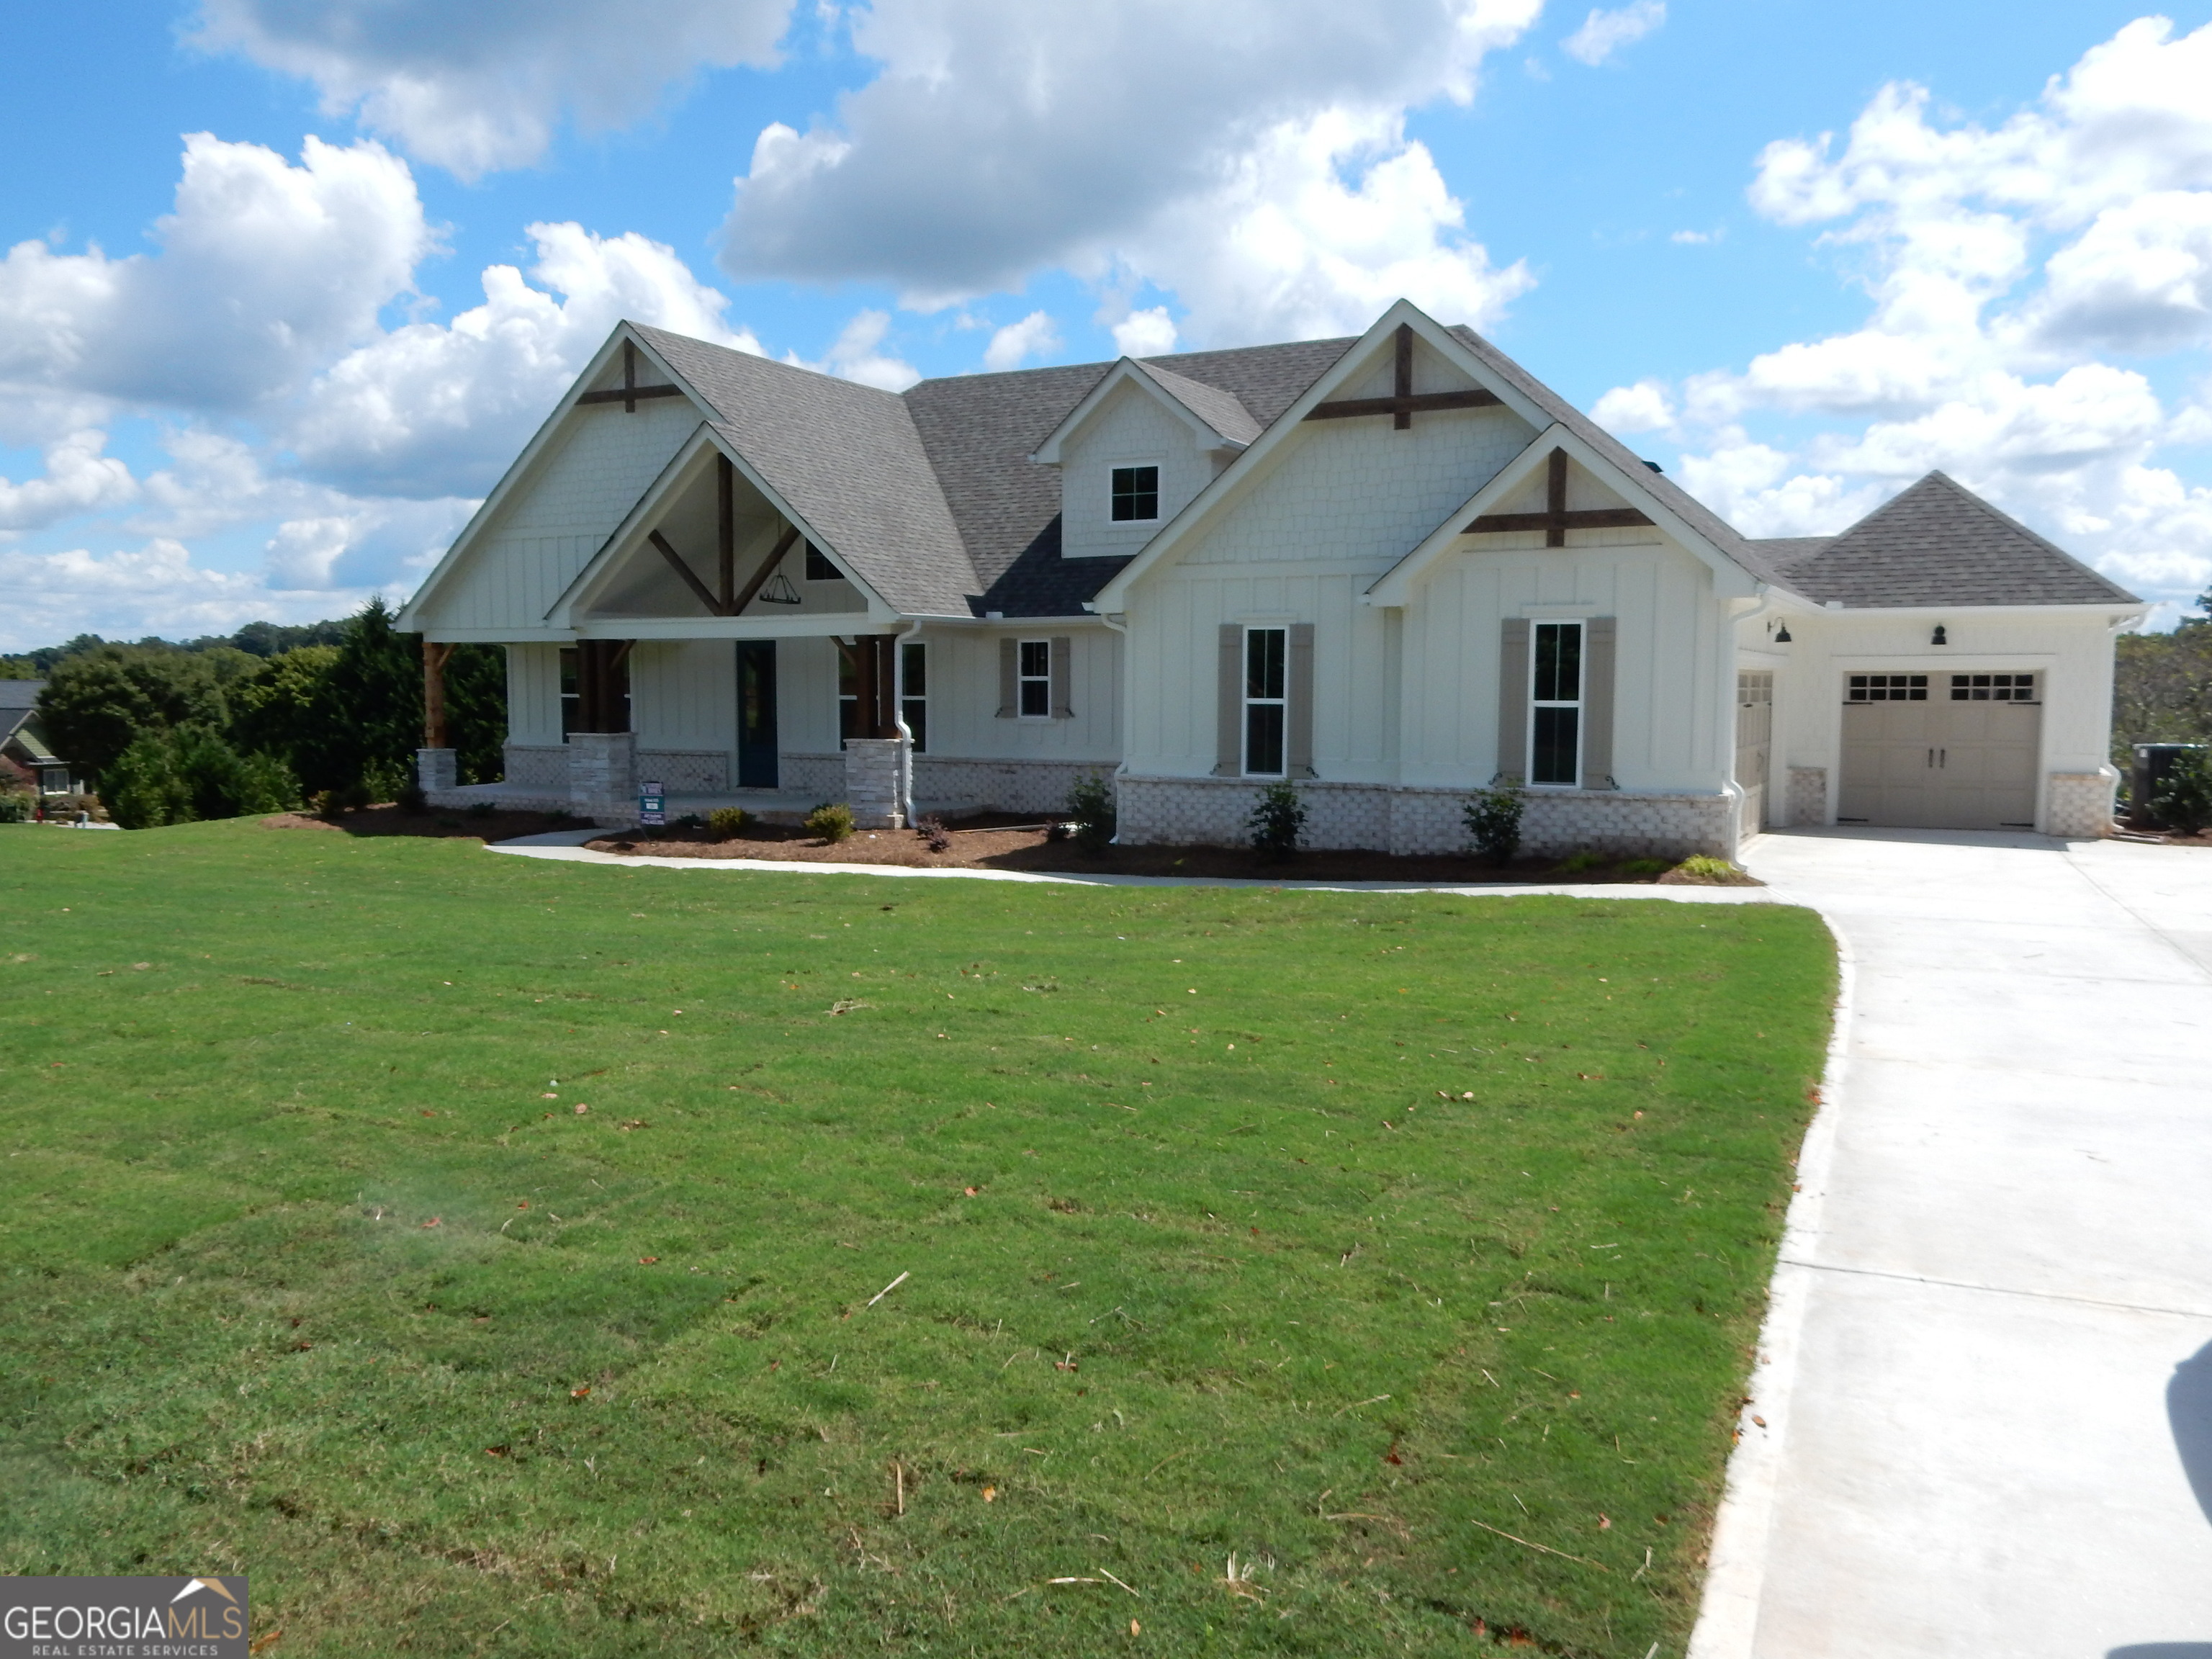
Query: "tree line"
12 601 504 829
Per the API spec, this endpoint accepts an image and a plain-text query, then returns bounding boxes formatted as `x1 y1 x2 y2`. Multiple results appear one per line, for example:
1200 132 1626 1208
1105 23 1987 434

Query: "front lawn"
0 822 1832 1656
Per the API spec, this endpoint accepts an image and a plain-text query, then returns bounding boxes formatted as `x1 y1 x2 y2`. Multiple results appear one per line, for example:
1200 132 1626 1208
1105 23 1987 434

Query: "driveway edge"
1685 906 1857 1659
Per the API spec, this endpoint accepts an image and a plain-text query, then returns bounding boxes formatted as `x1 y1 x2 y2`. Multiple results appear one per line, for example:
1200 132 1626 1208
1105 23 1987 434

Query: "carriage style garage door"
1838 673 2041 830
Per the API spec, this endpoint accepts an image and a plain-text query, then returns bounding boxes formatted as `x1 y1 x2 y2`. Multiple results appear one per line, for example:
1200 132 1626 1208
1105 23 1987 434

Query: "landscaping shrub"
1555 849 1605 873
2151 747 2212 835
102 727 297 829
805 802 855 842
1246 778 1306 858
709 806 753 841
1618 856 1670 876
1463 781 1524 866
396 781 428 814
1067 773 1116 855
915 814 952 853
1667 853 1756 885
0 786 31 823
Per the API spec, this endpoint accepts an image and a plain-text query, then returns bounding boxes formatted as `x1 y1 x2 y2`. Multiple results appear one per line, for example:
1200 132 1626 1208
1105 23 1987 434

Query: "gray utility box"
2130 743 2206 829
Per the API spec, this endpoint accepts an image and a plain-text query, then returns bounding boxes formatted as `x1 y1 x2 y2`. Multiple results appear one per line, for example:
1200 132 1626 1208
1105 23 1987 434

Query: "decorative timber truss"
576 341 687 412
640 453 806 618
1303 323 1503 429
1465 448 1653 548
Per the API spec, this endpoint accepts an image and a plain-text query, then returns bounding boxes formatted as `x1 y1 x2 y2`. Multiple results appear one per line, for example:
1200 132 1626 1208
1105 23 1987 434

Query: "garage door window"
1847 674 1927 702
1951 673 2036 701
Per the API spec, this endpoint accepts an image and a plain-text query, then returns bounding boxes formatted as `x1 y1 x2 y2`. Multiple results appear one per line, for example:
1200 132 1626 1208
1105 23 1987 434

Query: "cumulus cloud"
1561 1 1665 68
1622 17 2212 611
722 0 1542 341
1110 306 1179 357
288 221 761 496
982 310 1061 372
0 431 138 531
192 0 796 179
784 310 919 392
0 537 391 652
1590 379 1675 436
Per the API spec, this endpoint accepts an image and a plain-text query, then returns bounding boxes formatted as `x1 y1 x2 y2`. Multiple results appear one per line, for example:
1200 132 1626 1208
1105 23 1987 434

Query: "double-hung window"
1244 626 1288 775
1017 639 1052 717
1529 621 1583 787
900 641 927 751
1110 465 1159 522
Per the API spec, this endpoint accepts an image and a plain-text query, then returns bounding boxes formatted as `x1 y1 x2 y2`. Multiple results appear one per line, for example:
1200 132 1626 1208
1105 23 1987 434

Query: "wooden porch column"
421 642 455 747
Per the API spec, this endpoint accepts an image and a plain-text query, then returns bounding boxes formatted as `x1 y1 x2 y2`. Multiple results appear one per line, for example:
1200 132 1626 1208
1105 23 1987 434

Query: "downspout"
890 619 920 827
1099 611 1129 843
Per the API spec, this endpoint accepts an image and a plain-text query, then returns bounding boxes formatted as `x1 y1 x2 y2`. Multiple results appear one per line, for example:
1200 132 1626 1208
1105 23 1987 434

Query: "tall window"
838 646 858 741
1110 465 1159 522
1017 639 1052 717
900 641 927 752
1529 621 1583 787
1244 626 1287 775
559 647 580 736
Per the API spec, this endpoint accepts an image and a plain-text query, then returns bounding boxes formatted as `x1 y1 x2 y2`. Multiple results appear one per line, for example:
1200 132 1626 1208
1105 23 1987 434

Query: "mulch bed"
581 814 1756 885
264 805 587 840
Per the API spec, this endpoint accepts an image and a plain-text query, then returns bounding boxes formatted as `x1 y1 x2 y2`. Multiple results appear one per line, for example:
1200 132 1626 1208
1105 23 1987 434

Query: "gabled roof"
0 680 42 723
1743 472 2138 607
1129 361 1262 446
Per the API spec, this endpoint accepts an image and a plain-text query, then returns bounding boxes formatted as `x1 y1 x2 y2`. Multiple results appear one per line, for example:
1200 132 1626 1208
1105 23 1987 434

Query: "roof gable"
1750 472 2139 608
1030 359 1260 465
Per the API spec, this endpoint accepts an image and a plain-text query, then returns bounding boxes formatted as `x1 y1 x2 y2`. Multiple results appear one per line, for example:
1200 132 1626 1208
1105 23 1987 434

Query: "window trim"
899 639 927 752
1016 638 1053 720
1242 624 1289 778
1527 619 1585 789
1108 462 1162 524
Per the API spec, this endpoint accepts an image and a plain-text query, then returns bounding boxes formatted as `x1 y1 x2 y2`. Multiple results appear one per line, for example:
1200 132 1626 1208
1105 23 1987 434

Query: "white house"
397 301 2144 854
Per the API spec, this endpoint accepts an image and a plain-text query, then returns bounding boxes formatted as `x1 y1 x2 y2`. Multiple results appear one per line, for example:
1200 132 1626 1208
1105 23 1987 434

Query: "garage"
1837 672 2041 830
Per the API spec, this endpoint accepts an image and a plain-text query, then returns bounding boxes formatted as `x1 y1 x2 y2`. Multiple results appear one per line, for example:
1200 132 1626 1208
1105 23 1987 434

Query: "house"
0 682 77 798
396 301 2144 853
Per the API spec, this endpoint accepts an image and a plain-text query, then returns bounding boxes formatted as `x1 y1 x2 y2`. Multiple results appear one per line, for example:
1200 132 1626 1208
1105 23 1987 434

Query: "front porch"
421 776 981 828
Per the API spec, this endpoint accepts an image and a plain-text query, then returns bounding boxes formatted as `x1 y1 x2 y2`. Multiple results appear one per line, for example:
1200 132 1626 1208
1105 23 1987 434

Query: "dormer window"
1110 465 1159 522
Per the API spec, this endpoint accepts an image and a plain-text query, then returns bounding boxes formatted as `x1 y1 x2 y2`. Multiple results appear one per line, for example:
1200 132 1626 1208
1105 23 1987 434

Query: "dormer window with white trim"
1110 465 1159 522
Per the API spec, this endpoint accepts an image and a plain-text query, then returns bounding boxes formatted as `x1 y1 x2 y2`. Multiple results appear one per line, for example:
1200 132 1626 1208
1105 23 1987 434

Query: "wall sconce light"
1773 621 1793 643
1931 624 1948 646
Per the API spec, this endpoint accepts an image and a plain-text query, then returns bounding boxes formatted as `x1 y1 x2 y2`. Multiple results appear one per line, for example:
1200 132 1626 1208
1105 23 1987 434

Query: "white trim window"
899 640 927 751
1244 626 1288 775
1017 639 1053 718
1110 464 1160 523
1529 620 1583 787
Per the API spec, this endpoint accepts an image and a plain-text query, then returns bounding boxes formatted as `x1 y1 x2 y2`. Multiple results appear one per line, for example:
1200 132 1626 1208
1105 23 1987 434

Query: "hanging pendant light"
759 571 801 605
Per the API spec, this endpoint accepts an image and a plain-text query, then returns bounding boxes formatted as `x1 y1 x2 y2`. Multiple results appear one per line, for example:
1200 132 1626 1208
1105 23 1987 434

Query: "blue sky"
2 0 2208 647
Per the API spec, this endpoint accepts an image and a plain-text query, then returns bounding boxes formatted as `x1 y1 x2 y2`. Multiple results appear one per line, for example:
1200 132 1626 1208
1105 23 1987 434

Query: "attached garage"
1836 672 2041 830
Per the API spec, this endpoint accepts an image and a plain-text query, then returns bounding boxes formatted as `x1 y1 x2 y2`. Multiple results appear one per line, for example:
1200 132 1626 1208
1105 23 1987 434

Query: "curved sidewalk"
1695 829 2212 1659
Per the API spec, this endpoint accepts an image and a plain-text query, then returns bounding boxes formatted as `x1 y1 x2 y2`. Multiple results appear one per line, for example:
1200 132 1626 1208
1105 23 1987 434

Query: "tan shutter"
1496 618 1529 782
1582 617 1617 788
1287 622 1316 777
996 637 1016 718
1213 623 1242 775
1051 635 1074 718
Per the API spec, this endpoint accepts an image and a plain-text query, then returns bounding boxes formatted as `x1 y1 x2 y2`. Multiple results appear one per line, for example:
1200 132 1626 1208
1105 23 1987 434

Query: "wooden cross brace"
1465 448 1653 546
577 339 687 410
1304 324 1503 427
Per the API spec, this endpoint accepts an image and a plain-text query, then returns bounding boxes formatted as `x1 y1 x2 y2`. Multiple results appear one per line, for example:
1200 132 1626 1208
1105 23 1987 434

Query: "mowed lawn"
0 822 1833 1657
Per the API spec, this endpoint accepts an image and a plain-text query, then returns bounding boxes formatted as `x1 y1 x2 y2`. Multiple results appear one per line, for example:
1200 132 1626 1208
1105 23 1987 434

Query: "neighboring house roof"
1743 472 2139 607
0 680 44 745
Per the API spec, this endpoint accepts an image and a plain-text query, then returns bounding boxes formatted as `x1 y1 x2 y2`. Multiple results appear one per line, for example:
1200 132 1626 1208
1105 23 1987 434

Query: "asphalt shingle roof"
1747 472 2137 607
626 321 2135 618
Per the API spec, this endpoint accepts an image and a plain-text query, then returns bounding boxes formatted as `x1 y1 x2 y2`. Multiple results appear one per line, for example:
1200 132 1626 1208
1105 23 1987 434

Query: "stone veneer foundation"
2044 769 2116 838
1117 775 1737 859
1784 767 1828 829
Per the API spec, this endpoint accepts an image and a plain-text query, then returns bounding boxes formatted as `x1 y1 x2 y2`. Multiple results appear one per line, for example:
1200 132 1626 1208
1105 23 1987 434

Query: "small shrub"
465 800 498 820
1555 849 1605 873
806 802 855 843
308 789 338 818
397 782 428 814
1247 779 1306 859
1618 856 1669 877
336 781 374 814
0 788 31 824
2151 749 2212 835
708 806 752 842
1463 782 1524 866
1067 773 1117 855
915 814 952 853
1665 854 1757 886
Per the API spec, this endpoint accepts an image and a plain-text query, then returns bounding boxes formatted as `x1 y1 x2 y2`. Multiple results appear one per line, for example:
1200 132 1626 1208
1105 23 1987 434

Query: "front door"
737 641 778 788
1735 670 1773 833
1837 672 2041 829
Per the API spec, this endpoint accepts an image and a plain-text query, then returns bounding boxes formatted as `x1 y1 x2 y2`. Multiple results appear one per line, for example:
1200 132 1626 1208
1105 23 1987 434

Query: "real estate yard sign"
639 781 665 826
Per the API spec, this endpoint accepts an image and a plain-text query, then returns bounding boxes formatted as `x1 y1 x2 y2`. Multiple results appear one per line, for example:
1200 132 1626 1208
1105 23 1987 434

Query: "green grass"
0 821 1833 1657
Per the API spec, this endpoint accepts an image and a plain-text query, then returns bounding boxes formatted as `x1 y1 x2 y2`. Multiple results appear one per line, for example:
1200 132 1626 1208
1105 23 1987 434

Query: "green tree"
2112 587 2212 765
36 645 258 778
230 646 344 794
102 727 297 830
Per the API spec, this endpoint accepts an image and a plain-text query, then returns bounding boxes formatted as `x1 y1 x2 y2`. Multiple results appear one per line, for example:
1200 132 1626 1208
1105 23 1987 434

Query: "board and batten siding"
426 398 701 631
630 640 737 752
507 644 565 745
910 626 1121 760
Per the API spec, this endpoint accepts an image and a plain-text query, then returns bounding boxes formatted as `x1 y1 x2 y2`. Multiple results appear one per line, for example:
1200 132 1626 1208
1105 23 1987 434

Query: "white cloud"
784 310 920 392
722 0 1542 340
1561 1 1665 68
1670 228 1717 245
982 310 1061 372
0 431 138 531
0 134 431 421
287 221 760 496
1110 306 1179 357
192 0 796 179
0 537 392 652
1590 379 1675 435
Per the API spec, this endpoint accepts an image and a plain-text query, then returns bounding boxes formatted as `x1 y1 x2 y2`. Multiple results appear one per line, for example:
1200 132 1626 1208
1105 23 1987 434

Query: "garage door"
1837 673 2041 830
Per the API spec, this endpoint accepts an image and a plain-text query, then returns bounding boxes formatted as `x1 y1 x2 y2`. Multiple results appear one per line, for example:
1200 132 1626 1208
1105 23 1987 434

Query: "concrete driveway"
1693 829 2212 1659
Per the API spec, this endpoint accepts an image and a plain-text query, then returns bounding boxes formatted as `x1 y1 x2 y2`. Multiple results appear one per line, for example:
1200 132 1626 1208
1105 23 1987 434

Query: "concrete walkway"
1696 829 2212 1659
